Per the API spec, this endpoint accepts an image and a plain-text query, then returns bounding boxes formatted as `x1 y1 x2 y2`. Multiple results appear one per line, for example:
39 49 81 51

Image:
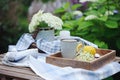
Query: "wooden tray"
46 49 116 71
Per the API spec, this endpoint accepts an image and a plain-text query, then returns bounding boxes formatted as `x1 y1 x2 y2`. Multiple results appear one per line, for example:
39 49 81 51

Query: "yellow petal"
83 46 96 55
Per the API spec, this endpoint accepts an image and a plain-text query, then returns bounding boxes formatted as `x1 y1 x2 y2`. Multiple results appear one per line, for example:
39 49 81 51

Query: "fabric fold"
29 56 120 80
2 49 40 66
2 48 120 80
16 33 35 51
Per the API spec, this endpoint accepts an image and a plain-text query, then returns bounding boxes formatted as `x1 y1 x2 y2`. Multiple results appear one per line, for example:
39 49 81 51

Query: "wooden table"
0 54 120 80
0 54 45 80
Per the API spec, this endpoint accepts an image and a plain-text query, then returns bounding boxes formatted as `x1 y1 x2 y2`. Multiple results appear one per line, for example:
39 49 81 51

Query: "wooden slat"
0 54 44 80
114 57 120 62
0 69 43 80
0 65 36 76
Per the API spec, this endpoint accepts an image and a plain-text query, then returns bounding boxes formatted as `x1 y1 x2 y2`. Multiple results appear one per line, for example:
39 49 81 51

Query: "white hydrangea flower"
73 10 83 16
85 15 98 20
79 0 98 3
105 11 114 16
29 10 43 32
28 10 63 33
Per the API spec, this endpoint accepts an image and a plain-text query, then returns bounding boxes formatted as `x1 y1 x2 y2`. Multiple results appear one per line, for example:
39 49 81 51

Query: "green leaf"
105 20 118 28
63 20 77 29
109 15 120 21
71 4 82 10
54 7 65 14
63 2 70 10
85 10 99 16
98 16 108 21
78 21 93 30
54 2 70 14
61 12 73 20
94 40 108 49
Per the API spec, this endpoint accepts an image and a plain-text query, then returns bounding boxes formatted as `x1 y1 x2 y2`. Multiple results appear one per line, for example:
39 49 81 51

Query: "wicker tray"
46 48 116 70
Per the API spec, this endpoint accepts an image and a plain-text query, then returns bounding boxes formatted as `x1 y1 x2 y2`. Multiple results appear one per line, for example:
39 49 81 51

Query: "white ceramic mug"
61 38 83 59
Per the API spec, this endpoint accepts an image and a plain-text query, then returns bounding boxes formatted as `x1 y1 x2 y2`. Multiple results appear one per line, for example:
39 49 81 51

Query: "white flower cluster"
29 10 63 33
85 15 98 20
73 10 83 16
75 52 94 62
79 0 98 3
105 11 114 16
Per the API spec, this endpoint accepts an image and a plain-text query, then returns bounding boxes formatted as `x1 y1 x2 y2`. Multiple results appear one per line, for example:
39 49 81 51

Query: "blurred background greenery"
0 0 32 53
0 0 120 79
0 0 120 54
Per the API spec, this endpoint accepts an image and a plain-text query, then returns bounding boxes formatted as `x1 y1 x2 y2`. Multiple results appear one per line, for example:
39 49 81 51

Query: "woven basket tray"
46 48 116 71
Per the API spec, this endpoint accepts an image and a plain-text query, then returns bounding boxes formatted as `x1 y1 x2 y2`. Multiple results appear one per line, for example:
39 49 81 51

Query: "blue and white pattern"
15 33 98 54
16 33 35 51
36 38 61 54
2 33 120 80
2 48 120 80
29 55 120 80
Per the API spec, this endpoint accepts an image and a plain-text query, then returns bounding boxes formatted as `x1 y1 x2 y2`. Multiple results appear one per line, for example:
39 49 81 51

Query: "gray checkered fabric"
15 33 61 54
15 33 98 54
36 39 60 54
16 33 35 51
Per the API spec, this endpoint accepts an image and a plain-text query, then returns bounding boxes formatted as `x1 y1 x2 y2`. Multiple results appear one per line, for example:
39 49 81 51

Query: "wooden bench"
0 54 45 80
0 54 120 80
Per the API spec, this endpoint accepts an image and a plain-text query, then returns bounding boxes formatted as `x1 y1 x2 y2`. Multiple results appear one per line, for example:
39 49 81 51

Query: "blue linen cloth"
36 38 61 54
29 55 120 80
14 33 98 54
2 33 120 80
15 33 35 51
2 49 120 80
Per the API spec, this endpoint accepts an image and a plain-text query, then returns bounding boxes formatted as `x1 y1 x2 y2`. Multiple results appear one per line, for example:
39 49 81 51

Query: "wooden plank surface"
0 54 45 80
0 53 120 80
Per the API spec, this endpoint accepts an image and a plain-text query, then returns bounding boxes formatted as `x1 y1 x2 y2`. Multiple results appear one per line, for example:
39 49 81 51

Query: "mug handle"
75 41 84 57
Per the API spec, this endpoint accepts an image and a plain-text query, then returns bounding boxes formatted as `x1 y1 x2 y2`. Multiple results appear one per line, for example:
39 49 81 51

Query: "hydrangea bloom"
73 10 83 17
85 15 98 20
29 10 63 33
105 11 114 16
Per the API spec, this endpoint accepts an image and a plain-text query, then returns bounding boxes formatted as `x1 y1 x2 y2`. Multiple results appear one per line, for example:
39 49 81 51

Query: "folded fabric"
2 49 43 66
16 33 35 51
29 56 120 80
8 45 17 52
14 33 98 54
2 48 120 80
36 39 61 54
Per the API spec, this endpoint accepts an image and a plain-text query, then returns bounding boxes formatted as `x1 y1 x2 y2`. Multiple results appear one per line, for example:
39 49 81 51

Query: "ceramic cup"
61 38 83 59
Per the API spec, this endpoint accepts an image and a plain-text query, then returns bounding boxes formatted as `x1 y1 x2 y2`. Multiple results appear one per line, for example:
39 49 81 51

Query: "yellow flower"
83 46 96 55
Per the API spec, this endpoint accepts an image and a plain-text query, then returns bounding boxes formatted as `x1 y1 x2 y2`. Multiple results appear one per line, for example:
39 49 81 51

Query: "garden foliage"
54 0 120 56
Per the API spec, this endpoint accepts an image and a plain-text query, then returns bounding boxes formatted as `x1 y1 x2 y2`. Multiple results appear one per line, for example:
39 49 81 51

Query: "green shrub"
54 1 120 56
